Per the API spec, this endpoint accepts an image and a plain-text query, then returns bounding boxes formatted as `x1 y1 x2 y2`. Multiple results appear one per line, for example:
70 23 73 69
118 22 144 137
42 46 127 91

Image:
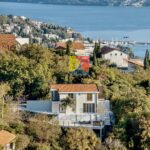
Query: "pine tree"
144 49 149 69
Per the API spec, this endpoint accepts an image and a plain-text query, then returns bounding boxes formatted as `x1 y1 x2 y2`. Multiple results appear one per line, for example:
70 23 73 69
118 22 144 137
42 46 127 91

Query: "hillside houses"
0 15 83 48
0 34 30 51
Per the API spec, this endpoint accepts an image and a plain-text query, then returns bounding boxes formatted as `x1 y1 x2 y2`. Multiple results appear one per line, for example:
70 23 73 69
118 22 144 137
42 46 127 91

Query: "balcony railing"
58 112 112 128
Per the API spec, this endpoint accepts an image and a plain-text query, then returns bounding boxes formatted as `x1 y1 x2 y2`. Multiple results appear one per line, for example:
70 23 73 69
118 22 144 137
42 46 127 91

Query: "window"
115 53 117 56
120 53 122 55
51 91 59 101
10 143 14 149
83 103 95 113
68 93 74 99
87 93 92 101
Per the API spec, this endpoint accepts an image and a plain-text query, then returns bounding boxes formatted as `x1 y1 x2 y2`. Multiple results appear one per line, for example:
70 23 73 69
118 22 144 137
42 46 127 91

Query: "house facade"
101 46 128 68
49 84 112 127
51 84 102 114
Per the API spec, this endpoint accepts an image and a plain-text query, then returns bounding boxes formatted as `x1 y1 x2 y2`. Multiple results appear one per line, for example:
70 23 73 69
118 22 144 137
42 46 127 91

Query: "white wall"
16 38 29 45
52 92 98 114
102 50 128 68
76 93 97 114
59 93 68 100
27 100 51 112
52 102 60 113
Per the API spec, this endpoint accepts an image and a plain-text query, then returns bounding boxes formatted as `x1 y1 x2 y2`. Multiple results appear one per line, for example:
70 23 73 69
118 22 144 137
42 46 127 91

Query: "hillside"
0 15 82 48
0 0 150 7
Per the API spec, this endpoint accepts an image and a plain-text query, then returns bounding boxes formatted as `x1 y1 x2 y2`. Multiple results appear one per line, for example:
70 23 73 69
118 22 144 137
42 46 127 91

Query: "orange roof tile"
56 42 66 49
0 130 16 146
56 41 85 50
50 84 99 92
72 42 85 50
0 34 16 51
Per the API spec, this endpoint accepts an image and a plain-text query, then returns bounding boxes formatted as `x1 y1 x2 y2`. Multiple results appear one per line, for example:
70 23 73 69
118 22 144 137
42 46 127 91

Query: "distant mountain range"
0 0 150 7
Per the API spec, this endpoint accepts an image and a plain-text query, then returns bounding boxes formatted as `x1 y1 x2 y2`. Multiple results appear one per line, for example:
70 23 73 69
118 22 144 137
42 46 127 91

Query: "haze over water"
1 2 150 58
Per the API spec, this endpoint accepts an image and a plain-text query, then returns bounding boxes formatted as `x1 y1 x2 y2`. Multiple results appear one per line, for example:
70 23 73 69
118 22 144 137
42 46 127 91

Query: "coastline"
0 1 148 7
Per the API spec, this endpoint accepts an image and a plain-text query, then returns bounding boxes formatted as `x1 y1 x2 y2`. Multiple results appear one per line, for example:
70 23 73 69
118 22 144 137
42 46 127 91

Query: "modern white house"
51 84 103 114
100 46 128 68
20 84 113 137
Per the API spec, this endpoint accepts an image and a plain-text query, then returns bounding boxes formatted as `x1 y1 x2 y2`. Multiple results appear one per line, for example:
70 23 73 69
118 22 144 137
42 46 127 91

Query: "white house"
101 46 128 68
16 38 29 45
44 34 59 39
22 84 113 132
23 25 31 34
84 41 95 56
51 84 103 114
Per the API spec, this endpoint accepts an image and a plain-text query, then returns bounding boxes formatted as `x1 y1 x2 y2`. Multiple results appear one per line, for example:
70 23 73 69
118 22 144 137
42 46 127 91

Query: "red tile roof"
56 41 85 50
55 42 66 49
0 34 16 51
72 42 85 50
0 130 16 146
50 84 99 92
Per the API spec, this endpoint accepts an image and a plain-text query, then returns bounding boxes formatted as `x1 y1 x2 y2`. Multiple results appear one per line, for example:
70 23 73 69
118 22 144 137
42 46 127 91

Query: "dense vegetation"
0 44 150 149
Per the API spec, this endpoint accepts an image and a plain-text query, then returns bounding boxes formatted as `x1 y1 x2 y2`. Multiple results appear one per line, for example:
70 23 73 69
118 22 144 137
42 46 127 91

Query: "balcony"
58 112 113 129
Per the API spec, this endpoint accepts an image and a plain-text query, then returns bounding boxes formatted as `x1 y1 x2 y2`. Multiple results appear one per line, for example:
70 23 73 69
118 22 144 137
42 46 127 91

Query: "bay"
0 2 150 58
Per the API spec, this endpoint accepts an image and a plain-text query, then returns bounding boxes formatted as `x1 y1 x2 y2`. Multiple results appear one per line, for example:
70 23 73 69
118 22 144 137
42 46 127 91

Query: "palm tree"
61 96 76 113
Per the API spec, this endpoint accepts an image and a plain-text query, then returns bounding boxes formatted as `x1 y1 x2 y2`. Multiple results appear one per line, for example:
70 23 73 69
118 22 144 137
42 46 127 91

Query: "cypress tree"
93 51 97 66
98 41 101 53
66 41 72 56
66 43 70 56
94 42 98 53
94 41 101 54
144 49 149 69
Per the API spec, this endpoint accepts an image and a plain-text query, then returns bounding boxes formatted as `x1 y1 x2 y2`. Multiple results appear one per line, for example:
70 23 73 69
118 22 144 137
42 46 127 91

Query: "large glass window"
83 103 95 113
